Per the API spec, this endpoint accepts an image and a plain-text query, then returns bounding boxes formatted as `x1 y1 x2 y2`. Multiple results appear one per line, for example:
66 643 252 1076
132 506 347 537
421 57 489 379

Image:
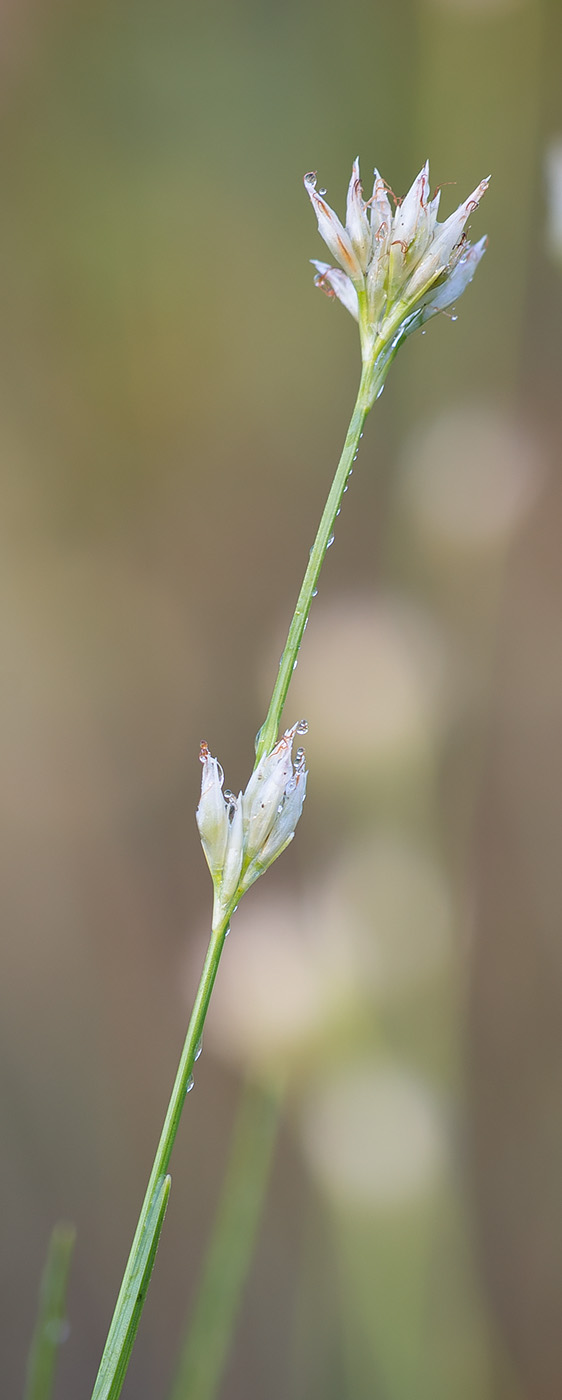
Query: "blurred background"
2 0 562 1396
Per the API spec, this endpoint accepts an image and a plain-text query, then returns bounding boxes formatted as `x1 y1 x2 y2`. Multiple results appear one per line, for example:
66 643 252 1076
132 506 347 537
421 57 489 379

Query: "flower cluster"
196 721 308 924
305 159 488 377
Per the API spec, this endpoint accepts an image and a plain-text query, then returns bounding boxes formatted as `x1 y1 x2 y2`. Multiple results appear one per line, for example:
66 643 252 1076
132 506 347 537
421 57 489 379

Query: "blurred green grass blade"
91 1174 171 1400
24 1222 76 1400
168 1077 283 1400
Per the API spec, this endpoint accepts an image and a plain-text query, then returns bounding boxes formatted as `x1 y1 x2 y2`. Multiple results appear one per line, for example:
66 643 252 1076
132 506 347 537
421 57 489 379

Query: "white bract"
305 159 488 393
197 722 308 924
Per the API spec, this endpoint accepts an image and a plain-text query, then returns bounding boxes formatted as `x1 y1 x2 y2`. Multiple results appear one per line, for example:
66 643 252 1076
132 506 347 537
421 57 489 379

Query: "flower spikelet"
305 159 489 389
196 722 308 921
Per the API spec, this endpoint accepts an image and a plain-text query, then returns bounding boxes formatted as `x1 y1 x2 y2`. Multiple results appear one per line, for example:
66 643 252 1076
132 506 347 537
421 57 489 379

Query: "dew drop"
186 1075 194 1094
296 719 309 734
195 1039 203 1061
451 313 458 322
348 468 353 476
224 924 231 938
293 659 298 670
327 534 335 548
277 803 283 813
421 329 426 336
319 188 327 196
376 384 385 399
312 587 318 597
343 486 348 494
336 508 341 516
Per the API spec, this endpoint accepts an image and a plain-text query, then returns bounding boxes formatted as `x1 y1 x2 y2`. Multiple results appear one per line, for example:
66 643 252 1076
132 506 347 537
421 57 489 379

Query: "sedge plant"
87 153 489 1400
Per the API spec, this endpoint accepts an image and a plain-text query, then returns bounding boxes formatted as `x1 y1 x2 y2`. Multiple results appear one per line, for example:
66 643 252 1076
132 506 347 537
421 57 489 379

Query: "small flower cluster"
305 159 488 373
196 721 308 923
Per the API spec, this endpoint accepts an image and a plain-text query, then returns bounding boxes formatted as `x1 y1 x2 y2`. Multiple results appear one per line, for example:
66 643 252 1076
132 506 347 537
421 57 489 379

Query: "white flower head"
196 722 308 921
305 159 489 392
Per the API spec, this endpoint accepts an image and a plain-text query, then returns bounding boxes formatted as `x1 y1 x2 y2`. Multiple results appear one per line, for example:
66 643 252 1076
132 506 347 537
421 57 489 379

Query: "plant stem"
167 1075 284 1400
255 356 377 762
91 912 230 1400
90 348 384 1398
92 1176 171 1400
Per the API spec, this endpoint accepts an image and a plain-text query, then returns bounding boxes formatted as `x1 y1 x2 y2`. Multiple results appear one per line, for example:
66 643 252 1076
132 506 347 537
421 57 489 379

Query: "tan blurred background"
2 0 562 1396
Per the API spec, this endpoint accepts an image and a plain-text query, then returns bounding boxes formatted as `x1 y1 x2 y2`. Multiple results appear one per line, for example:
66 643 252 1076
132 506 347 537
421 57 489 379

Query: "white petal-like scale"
259 768 308 868
304 172 363 281
428 188 441 232
366 251 388 327
430 177 490 270
387 164 433 297
369 169 392 248
345 158 372 274
311 260 360 321
243 722 300 860
419 236 487 321
240 757 308 896
221 793 245 905
196 744 229 878
392 162 430 253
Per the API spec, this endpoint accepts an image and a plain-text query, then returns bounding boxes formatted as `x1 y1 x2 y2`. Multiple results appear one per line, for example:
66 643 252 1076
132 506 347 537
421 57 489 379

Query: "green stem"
91 911 230 1400
255 356 378 762
167 1075 284 1400
91 347 385 1398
